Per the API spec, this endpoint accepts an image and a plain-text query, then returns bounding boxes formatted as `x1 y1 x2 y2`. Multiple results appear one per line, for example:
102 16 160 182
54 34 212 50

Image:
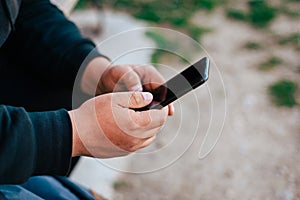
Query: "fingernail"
142 92 153 101
131 85 142 91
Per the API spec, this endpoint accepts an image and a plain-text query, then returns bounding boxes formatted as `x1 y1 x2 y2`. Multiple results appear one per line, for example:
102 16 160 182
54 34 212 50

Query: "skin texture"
80 57 174 115
70 57 174 157
69 91 168 158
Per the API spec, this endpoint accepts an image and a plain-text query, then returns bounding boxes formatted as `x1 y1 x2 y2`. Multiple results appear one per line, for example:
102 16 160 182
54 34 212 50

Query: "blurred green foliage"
269 80 298 107
280 7 300 18
97 0 218 62
77 0 225 22
226 9 248 21
113 180 128 190
226 0 277 28
145 31 177 63
259 56 283 71
145 30 195 64
243 41 263 50
185 25 212 40
75 0 300 108
278 33 300 50
75 0 89 9
76 0 221 40
109 0 225 13
248 0 277 27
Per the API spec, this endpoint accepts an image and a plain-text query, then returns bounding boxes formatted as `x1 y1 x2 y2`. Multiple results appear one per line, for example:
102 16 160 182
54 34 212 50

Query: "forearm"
0 106 72 184
2 0 106 89
81 57 111 95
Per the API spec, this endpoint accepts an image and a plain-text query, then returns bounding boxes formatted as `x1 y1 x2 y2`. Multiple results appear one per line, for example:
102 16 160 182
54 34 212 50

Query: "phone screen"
136 57 210 111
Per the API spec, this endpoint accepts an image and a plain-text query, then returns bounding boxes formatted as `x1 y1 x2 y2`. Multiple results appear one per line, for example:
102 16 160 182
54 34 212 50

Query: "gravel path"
70 9 300 200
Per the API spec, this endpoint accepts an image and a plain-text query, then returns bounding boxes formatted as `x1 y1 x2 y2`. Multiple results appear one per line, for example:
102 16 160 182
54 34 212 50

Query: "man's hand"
81 57 174 115
69 91 168 158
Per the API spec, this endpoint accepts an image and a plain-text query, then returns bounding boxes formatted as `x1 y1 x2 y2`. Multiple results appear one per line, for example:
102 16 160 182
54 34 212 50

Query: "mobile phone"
136 57 210 111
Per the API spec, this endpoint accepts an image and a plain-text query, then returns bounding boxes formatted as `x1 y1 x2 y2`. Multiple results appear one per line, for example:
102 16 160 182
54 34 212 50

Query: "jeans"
0 176 95 199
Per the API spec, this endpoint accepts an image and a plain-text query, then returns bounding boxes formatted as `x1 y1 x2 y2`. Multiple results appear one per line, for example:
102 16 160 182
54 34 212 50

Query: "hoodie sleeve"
0 105 72 184
2 0 106 89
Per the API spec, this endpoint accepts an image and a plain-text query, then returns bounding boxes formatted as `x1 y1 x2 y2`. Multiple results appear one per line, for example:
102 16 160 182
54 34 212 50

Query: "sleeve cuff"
29 109 73 176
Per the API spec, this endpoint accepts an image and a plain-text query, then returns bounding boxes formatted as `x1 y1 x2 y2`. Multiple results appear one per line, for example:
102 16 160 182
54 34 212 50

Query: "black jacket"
0 0 102 184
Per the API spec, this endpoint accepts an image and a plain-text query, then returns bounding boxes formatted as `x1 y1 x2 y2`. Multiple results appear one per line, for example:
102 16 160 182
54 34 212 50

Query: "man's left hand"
81 57 174 116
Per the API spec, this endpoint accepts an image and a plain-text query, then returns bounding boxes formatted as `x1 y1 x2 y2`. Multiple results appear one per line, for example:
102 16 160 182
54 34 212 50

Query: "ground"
69 5 300 200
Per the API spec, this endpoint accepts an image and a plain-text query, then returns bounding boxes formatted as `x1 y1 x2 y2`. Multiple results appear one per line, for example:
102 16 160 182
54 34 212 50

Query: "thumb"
113 92 153 108
113 65 143 91
122 68 143 91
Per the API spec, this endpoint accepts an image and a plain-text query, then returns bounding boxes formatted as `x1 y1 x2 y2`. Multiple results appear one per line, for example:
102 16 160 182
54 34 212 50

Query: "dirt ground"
70 7 300 200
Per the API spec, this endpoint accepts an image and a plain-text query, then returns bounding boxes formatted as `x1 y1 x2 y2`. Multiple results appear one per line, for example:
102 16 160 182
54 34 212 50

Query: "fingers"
123 135 157 153
128 107 168 137
121 65 175 116
168 103 175 116
113 91 153 108
110 65 143 91
143 107 168 130
132 65 165 90
138 135 157 149
112 91 168 130
110 92 168 139
105 64 164 92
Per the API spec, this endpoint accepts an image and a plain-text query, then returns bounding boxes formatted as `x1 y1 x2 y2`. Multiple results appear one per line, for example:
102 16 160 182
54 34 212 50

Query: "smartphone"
136 57 210 111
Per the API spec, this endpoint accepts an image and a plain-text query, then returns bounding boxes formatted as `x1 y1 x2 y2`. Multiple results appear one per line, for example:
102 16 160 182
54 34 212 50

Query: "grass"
282 0 300 2
195 0 226 11
243 41 263 50
278 33 300 50
89 0 222 40
226 0 278 28
280 7 300 18
150 50 164 64
145 30 196 64
248 0 277 28
279 0 300 18
145 31 179 51
145 31 179 63
185 24 212 40
74 0 90 9
259 56 283 71
226 9 248 21
297 65 300 73
268 80 298 107
76 0 216 63
113 181 128 190
112 0 226 12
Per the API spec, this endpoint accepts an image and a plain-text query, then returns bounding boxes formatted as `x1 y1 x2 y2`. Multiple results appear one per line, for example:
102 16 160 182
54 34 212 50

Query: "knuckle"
159 112 168 125
128 112 139 130
109 66 117 75
126 72 136 82
135 112 151 127
160 118 166 126
110 66 122 78
127 146 137 153
140 117 152 127
130 92 142 106
127 122 138 131
131 112 152 127
126 139 139 152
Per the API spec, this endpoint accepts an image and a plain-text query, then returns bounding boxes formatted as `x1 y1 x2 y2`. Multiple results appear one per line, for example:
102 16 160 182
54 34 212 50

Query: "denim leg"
0 176 95 200
0 185 42 200
21 176 80 200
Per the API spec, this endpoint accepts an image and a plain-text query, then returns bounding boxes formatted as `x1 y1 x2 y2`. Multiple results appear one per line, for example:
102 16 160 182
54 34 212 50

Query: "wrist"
68 110 85 157
81 56 111 95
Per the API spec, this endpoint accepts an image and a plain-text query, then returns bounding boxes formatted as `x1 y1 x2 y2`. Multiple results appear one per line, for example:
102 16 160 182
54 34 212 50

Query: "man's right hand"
68 91 168 158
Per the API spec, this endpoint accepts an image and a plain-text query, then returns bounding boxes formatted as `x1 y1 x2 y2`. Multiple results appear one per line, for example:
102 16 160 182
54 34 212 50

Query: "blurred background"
52 0 300 199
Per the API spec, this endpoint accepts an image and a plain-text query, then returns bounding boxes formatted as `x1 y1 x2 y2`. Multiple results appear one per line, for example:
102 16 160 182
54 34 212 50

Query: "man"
0 0 173 198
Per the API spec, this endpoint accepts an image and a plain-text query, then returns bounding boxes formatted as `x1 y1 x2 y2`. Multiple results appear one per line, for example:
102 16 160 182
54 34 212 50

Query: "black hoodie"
0 0 103 184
